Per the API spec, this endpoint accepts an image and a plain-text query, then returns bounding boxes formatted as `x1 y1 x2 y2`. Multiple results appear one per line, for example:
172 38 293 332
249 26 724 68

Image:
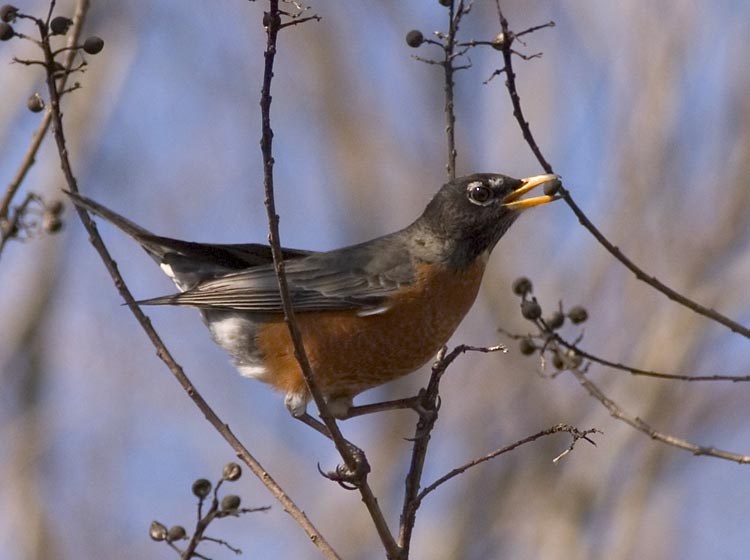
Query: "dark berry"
512 276 533 296
27 93 45 113
222 462 242 481
167 525 187 542
149 521 168 541
47 199 64 215
567 351 583 369
552 352 565 370
221 494 241 511
405 30 424 48
544 177 561 196
49 16 72 35
0 21 13 40
6 221 18 238
0 4 18 22
191 478 212 499
82 35 104 55
568 306 588 324
521 300 542 321
42 213 63 233
519 337 536 355
546 311 565 330
438 0 452 6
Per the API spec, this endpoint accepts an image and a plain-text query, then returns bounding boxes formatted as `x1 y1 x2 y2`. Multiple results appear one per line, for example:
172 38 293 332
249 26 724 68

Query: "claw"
409 391 440 439
316 443 371 489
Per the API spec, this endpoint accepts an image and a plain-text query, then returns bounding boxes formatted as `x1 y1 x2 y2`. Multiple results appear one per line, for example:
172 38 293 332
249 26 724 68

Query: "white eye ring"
467 181 494 206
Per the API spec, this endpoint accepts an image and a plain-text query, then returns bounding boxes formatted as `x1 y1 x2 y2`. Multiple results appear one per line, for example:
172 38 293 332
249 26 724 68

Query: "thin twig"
416 424 599 503
0 193 35 253
398 348 448 555
182 490 220 559
494 3 553 172
398 344 505 555
493 2 750 339
259 0 350 469
396 4 482 554
35 5 336 557
500 325 750 382
552 332 750 382
200 535 243 555
258 3 397 558
442 0 460 179
560 190 750 338
0 0 88 257
568 366 750 464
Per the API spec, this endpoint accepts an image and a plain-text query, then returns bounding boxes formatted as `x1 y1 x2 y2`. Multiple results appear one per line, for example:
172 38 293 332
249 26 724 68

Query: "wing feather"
138 234 416 313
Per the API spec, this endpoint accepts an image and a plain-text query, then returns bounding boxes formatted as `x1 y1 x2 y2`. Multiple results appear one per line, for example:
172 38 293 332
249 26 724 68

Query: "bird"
69 173 558 419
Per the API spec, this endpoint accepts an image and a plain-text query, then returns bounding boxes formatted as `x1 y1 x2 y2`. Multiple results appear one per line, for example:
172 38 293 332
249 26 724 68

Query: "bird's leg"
340 396 422 418
337 390 438 423
294 411 333 438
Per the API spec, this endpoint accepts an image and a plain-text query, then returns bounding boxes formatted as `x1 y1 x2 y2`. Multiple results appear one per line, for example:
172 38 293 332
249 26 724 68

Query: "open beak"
501 173 560 210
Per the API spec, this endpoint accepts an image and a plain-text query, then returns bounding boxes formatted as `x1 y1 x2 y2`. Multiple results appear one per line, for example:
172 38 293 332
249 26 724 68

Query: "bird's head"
416 173 560 267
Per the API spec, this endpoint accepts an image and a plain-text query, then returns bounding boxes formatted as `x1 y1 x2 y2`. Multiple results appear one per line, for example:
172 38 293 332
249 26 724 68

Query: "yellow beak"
501 173 560 210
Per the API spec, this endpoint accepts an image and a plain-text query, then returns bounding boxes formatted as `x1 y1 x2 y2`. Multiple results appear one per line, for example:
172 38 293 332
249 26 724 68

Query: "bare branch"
29 3 336 555
0 0 88 257
553 332 750 382
417 424 600 503
257 2 396 558
398 343 505 554
492 2 750 339
568 366 750 464
500 323 750 382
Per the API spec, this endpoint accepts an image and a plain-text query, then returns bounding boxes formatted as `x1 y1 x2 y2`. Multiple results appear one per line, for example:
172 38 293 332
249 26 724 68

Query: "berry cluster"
1 4 103 51
150 462 269 557
511 276 589 372
2 4 106 117
1 195 64 241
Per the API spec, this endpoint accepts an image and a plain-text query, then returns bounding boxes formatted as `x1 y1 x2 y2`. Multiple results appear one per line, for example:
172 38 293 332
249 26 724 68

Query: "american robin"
69 173 557 418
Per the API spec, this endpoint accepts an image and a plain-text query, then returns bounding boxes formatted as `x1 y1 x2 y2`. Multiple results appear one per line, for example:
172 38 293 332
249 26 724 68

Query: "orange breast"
255 259 486 401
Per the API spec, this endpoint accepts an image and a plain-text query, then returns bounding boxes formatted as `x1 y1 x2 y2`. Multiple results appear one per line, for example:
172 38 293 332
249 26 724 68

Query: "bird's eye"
467 182 494 206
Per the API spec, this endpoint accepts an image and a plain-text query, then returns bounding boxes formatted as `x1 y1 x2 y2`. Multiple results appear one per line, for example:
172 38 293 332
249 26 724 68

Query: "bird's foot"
319 441 371 489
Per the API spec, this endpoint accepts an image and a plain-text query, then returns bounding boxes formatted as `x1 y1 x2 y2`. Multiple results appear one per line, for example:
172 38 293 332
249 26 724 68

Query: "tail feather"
66 190 155 244
66 191 314 292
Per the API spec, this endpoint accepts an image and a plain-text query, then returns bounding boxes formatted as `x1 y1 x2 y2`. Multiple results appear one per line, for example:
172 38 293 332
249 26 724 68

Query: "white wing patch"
159 262 192 292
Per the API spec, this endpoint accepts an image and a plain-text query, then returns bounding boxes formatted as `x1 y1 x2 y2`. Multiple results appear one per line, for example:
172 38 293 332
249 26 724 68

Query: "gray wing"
138 234 416 313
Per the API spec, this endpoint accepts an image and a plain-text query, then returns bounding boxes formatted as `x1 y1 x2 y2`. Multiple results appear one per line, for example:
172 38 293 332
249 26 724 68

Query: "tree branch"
568 366 750 464
500 325 750 382
398 344 505 555
416 423 599 504
33 4 336 556
492 2 750 339
257 2 398 558
0 0 88 257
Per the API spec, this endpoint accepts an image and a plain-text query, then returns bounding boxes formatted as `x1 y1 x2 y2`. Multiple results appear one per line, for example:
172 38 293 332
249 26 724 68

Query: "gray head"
413 173 559 268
